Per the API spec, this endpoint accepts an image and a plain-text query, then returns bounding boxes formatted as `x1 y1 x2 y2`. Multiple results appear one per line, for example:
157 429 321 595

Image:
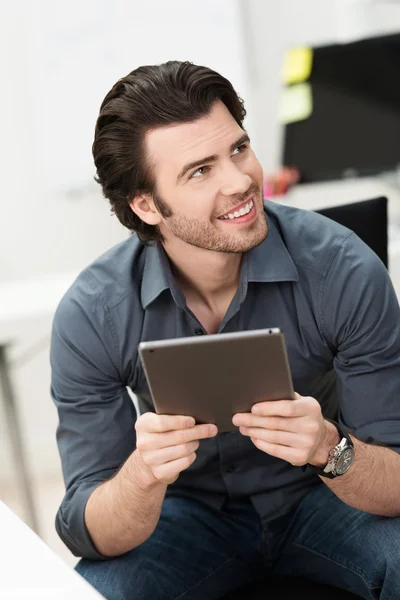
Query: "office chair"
316 196 388 268
222 196 388 600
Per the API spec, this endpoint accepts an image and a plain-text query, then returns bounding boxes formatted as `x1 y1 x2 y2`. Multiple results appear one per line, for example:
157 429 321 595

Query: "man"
51 61 400 600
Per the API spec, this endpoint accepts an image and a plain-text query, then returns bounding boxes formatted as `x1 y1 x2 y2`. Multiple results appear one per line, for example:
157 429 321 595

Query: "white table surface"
277 175 400 221
0 501 104 600
0 273 77 345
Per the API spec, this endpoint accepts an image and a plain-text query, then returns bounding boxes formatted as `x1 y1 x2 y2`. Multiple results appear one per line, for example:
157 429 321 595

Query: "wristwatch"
303 421 355 479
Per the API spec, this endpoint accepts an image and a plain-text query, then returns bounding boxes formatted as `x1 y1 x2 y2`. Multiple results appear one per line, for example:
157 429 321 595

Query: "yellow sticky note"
279 83 313 124
282 46 313 84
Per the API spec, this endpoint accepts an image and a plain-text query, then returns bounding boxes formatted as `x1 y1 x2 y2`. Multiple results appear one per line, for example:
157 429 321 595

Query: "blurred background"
1 0 400 568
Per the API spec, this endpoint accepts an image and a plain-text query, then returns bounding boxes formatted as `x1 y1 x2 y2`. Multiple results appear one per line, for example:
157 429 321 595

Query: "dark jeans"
76 484 400 600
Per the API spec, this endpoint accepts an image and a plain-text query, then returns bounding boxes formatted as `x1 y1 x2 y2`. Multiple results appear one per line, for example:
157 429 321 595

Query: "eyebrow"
176 133 250 182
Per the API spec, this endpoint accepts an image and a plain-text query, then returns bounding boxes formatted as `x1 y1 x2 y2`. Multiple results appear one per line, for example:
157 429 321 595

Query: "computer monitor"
282 33 400 183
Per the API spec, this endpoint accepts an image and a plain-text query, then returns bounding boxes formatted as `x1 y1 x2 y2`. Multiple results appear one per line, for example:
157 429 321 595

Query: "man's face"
142 100 267 253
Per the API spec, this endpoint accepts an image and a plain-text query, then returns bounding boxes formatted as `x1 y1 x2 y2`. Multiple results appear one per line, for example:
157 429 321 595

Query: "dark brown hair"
92 61 247 244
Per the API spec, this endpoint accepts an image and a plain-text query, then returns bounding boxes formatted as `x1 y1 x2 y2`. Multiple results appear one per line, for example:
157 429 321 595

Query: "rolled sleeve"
321 233 400 454
50 275 137 559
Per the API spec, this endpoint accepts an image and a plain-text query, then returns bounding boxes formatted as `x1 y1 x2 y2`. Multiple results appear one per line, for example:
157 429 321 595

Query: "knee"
76 557 132 600
369 518 400 585
380 518 400 561
75 554 175 600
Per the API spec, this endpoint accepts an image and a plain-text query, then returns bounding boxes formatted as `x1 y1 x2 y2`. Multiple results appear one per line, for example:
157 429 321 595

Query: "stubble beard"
155 189 268 254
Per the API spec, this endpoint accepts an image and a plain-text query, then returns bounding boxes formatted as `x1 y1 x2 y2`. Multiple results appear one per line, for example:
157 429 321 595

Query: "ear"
129 193 162 226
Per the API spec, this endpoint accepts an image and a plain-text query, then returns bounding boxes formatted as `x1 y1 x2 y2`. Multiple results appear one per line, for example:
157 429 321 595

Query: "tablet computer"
138 328 294 432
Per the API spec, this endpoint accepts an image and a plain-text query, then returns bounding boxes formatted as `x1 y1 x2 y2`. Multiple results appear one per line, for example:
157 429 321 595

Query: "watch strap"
301 420 353 478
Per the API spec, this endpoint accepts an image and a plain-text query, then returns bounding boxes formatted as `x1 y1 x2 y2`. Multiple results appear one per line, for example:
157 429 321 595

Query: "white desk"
277 175 400 219
0 274 77 345
0 501 104 599
0 274 77 532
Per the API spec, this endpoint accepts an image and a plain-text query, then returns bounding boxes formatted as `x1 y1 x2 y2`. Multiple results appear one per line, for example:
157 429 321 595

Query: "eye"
232 143 248 156
190 165 211 179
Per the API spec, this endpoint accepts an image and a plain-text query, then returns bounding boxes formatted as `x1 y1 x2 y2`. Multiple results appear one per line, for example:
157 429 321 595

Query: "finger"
251 397 311 417
153 453 197 482
240 427 313 449
250 439 307 466
162 423 218 446
233 413 304 432
136 413 195 434
143 440 200 465
137 423 217 451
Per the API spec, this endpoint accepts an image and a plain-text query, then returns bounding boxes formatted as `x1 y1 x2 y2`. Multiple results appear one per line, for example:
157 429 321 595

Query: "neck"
162 239 242 307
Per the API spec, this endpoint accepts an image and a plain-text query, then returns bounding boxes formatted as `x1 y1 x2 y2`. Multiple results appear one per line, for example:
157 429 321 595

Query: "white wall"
0 0 256 284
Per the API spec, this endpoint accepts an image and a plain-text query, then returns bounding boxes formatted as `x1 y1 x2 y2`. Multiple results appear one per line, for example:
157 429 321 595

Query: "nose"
218 161 252 197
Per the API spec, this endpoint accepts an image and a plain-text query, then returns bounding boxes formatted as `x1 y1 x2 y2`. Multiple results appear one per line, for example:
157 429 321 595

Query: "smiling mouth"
217 196 255 221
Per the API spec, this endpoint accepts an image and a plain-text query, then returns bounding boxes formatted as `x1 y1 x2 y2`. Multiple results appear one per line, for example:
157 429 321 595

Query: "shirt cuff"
341 419 400 455
56 480 108 560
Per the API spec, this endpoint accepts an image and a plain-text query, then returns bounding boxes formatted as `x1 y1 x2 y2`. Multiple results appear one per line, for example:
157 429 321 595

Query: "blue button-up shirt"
50 201 400 559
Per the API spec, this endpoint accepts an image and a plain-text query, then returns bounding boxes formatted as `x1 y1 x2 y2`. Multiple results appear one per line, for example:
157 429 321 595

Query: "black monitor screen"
282 34 400 183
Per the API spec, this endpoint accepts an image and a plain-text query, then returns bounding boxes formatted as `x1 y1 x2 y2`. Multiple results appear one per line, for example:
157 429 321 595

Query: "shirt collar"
245 209 299 283
141 242 186 309
140 207 298 309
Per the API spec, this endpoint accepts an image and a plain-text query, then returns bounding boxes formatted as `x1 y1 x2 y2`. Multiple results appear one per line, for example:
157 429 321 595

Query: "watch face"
335 448 355 475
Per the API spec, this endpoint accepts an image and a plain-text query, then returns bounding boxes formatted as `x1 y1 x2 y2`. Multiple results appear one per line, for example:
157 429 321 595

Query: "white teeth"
219 198 254 220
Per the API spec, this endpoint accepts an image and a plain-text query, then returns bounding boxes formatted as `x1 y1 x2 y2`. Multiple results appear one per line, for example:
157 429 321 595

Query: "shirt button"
226 465 237 473
195 328 204 335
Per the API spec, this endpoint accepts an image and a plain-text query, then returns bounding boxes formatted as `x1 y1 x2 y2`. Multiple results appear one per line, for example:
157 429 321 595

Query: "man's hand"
135 413 218 485
232 393 329 467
